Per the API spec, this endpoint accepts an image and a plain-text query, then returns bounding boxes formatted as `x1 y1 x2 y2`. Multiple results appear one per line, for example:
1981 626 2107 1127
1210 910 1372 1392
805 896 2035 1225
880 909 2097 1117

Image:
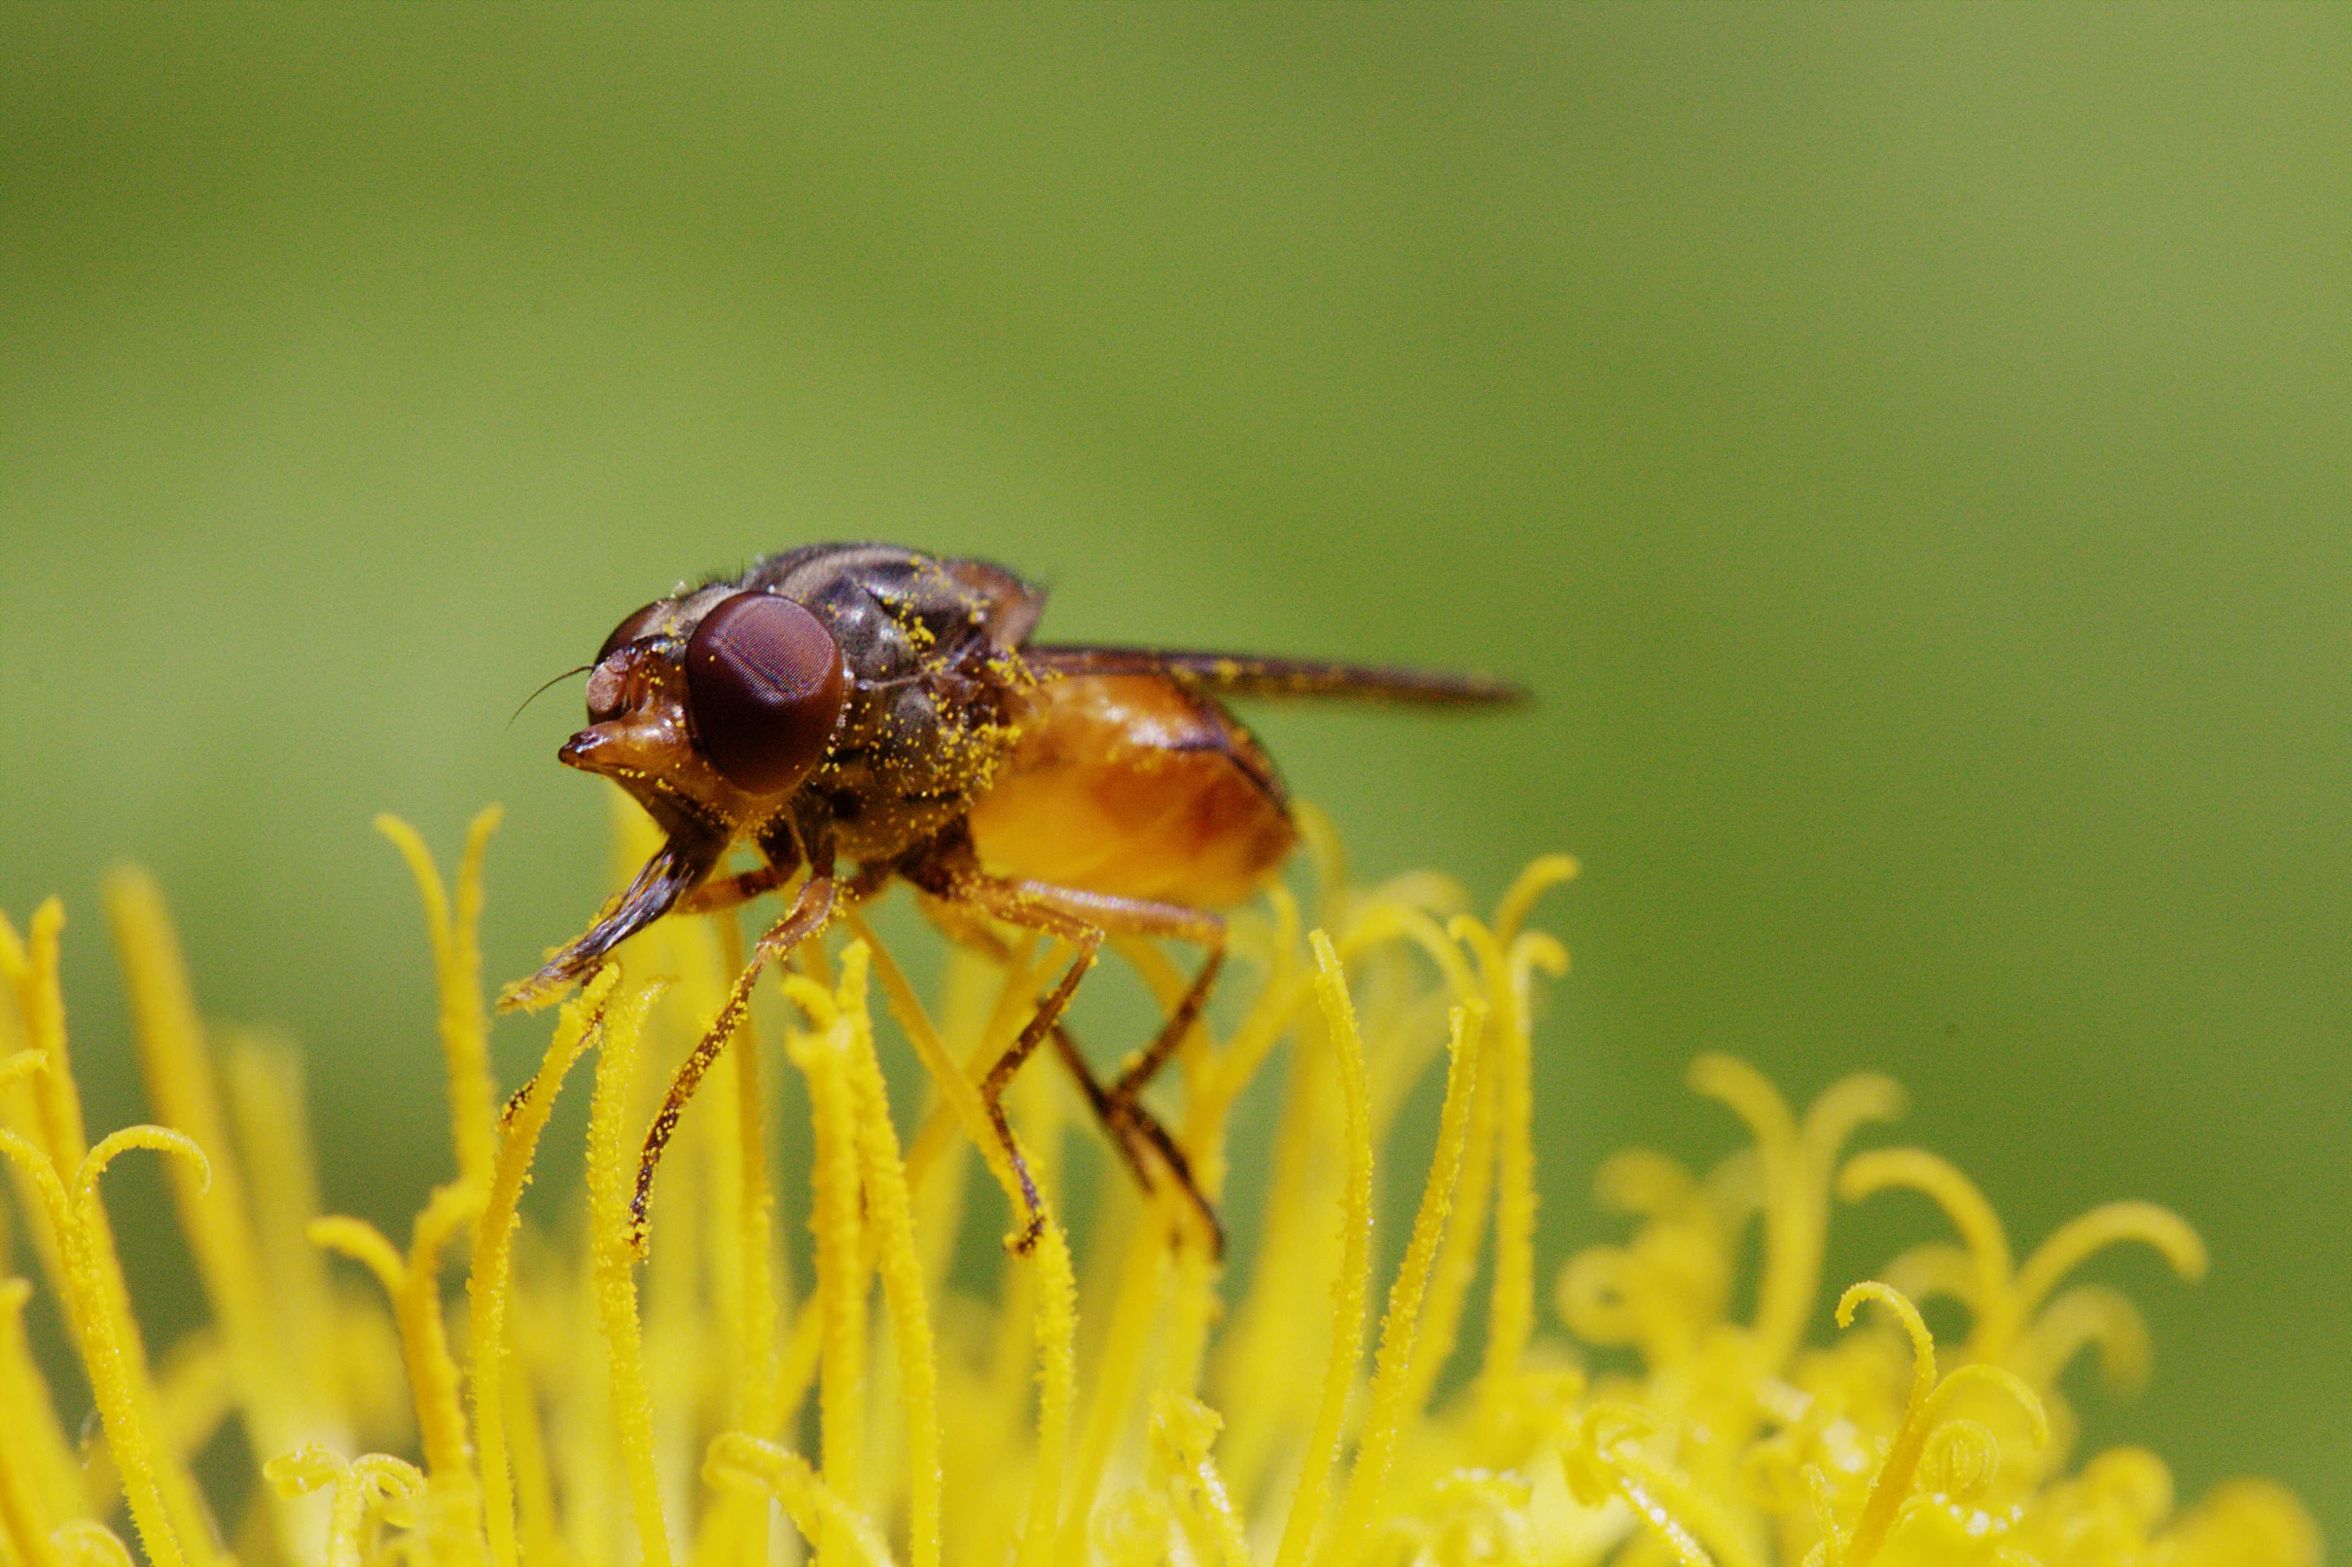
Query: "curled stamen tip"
262 1443 347 1496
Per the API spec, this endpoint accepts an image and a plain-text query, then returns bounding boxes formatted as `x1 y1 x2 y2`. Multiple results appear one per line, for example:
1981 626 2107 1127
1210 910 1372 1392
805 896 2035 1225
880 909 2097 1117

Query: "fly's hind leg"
1046 1023 1163 1192
1101 916 1227 1260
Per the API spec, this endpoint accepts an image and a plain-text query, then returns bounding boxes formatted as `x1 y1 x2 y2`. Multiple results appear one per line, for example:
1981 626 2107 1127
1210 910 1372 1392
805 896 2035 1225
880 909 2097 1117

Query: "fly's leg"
920 893 1166 1201
631 869 835 1253
1106 930 1223 1121
1047 1023 1159 1192
1096 927 1227 1256
954 885 1100 1253
972 877 1230 1258
676 862 788 914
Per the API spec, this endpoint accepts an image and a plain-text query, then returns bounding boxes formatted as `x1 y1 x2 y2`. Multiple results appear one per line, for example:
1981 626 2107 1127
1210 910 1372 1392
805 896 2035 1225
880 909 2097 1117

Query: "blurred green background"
2 4 2345 1543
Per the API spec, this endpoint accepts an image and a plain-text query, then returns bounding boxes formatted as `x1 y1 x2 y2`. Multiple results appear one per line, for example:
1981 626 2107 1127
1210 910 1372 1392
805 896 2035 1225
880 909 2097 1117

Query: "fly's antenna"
509 664 593 728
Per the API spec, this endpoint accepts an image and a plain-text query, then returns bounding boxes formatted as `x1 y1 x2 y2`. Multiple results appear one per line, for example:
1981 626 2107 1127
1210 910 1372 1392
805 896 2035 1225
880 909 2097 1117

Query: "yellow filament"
1326 998 1484 1567
792 999 871 1566
834 945 944 1567
1799 1073 1907 1177
0 904 88 1178
1149 1395 1251 1567
104 867 314 1551
414 1185 489 1493
1827 1283 1936 1567
2008 1283 2151 1394
723 1046 779 1562
1065 909 1245 1537
1208 963 1335 1509
265 1446 424 1567
584 980 675 1567
1015 1218 1079 1567
1572 1408 1757 1567
1830 1283 2050 1567
0 909 87 1352
725 921 778 1441
0 1279 78 1552
151 1331 233 1462
1200 890 1306 1123
0 1126 207 1567
374 810 504 1192
493 1352 560 1567
219 1034 349 1449
313 1182 485 1562
1271 933 1374 1567
0 1279 62 1567
470 974 612 1567
1492 853 1579 945
852 910 1037 1220
1391 984 1499 1423
1334 901 1480 1010
706 1434 897 1567
772 1293 827 1442
309 1218 405 1300
1836 1149 2014 1346
1876 1241 1975 1311
2009 1202 2206 1336
1689 1055 1798 1360
1467 918 1566 1413
1059 1207 1172 1567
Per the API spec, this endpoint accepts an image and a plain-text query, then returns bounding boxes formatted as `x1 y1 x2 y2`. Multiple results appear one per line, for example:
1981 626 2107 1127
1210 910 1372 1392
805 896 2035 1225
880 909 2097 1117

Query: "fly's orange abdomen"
968 673 1297 908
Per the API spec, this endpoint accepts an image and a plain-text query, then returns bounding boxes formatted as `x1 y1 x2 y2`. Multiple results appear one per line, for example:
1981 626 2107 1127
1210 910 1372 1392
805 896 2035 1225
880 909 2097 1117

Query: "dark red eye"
685 592 848 794
597 602 667 665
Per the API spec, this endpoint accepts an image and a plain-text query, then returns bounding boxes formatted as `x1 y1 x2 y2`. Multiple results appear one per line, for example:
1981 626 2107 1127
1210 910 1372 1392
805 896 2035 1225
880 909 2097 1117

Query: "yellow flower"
0 804 2320 1567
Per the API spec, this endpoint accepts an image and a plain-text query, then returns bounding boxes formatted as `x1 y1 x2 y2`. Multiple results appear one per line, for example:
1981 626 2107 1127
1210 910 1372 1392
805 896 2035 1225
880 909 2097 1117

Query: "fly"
501 542 1523 1256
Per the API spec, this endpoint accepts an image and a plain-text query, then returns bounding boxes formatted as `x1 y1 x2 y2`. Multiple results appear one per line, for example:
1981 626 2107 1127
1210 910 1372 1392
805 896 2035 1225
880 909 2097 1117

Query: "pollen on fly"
505 542 1524 1259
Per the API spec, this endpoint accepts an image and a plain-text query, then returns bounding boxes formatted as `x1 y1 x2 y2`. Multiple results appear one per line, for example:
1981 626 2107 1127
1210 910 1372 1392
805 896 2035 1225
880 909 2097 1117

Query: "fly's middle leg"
957 885 1100 1253
988 879 1230 1258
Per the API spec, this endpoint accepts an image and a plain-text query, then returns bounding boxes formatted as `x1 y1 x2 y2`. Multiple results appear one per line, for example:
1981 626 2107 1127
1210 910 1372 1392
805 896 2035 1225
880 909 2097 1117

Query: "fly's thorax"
704 544 1042 860
807 641 1036 861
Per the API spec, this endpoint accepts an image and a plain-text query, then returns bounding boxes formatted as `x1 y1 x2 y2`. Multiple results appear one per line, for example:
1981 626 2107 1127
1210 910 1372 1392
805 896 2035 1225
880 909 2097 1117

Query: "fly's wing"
1020 645 1526 706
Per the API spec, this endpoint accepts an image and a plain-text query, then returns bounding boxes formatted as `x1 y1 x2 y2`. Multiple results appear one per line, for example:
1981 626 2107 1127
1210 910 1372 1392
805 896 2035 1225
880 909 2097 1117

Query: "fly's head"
499 584 853 1012
567 586 851 844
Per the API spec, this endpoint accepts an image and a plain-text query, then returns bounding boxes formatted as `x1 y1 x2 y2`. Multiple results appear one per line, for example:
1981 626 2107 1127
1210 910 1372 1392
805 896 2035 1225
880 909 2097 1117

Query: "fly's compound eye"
597 601 667 665
684 592 848 794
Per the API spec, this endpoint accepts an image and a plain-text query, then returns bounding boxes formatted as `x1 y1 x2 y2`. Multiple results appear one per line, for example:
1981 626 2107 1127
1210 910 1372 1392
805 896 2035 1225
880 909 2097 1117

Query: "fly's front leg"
631 844 835 1254
676 862 789 914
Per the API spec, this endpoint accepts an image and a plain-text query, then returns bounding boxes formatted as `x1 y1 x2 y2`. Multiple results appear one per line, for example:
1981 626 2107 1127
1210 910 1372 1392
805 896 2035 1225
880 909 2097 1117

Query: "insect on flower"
501 542 1523 1254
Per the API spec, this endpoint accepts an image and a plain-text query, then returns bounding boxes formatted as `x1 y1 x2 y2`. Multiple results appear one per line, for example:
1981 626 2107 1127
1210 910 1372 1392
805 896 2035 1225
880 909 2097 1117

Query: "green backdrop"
3 6 2345 1544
